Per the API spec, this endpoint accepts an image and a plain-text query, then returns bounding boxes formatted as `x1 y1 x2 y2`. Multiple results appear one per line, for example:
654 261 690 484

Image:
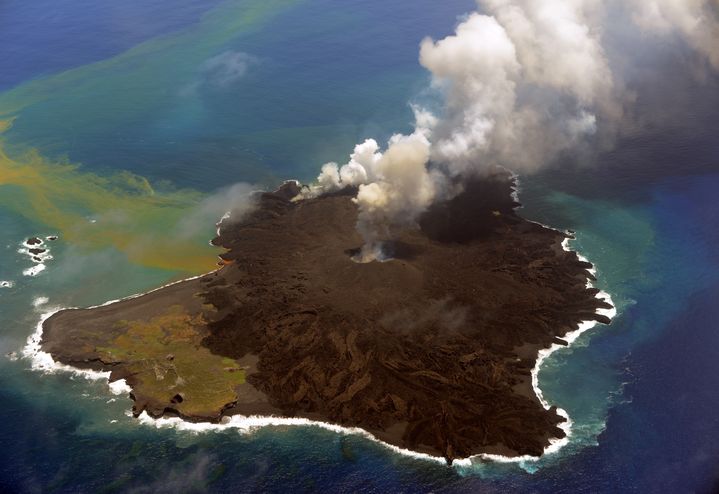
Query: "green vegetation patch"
97 305 245 418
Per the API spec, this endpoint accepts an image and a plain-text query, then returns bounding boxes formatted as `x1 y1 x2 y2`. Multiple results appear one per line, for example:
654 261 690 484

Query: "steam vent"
41 171 612 463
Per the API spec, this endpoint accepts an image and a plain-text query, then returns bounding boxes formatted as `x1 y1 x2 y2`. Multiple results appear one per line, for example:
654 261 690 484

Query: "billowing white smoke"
305 132 436 260
353 132 435 260
305 0 719 260
178 182 256 238
630 0 719 70
420 2 622 175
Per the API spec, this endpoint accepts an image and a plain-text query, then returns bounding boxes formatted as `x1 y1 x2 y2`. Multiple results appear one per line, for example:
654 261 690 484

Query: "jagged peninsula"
39 171 612 463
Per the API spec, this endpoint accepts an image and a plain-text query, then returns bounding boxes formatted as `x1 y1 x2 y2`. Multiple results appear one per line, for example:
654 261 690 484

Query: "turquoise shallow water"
1 0 719 492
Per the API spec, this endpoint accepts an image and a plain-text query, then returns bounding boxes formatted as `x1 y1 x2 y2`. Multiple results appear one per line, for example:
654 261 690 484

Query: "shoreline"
22 274 209 390
21 237 616 469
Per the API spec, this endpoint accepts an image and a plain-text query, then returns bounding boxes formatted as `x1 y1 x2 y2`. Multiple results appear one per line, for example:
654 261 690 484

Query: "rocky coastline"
40 171 612 464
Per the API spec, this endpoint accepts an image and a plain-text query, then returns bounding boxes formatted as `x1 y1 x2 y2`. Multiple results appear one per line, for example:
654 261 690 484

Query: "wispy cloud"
181 50 258 96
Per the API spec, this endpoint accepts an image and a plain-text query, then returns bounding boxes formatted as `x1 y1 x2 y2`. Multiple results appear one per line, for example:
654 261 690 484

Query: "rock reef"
41 171 612 463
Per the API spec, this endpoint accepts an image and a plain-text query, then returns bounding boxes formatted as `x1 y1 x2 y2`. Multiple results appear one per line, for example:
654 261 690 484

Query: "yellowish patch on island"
97 306 245 418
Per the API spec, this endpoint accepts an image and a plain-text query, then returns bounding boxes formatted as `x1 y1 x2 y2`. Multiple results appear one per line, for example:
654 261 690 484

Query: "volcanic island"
40 171 612 464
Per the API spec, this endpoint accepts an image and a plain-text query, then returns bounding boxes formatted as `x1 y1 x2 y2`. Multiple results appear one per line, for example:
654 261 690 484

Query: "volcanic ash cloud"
304 0 719 260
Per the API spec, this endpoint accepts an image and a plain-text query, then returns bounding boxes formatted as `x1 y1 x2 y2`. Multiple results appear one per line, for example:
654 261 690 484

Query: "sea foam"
21 274 207 394
18 236 54 277
23 264 46 277
21 238 616 469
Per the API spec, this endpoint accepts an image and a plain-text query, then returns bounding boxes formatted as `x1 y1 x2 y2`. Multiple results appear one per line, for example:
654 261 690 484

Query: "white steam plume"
303 132 436 261
353 132 435 260
304 0 719 260
420 1 625 175
177 182 255 238
630 0 719 70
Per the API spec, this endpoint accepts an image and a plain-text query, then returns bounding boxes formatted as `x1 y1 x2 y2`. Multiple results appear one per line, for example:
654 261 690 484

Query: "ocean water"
1 1 718 492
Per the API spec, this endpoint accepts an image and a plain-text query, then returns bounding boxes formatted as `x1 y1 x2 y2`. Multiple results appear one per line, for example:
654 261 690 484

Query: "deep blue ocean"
1 1 718 492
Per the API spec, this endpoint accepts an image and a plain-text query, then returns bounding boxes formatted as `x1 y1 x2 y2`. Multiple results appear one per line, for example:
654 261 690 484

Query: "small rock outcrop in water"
40 171 612 464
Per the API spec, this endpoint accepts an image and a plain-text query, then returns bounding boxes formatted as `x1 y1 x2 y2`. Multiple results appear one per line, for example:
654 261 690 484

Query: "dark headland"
40 171 612 464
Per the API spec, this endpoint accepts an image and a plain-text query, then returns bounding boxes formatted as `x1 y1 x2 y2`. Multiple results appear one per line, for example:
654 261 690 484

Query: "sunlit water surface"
1 1 718 492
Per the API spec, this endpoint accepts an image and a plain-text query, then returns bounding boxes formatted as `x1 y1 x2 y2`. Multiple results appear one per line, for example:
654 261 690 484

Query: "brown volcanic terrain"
40 172 612 463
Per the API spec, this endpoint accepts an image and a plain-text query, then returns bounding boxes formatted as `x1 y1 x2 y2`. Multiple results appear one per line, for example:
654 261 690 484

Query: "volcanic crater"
40 171 612 463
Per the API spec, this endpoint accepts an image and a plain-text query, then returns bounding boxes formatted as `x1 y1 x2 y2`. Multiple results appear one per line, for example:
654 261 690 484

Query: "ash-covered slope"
41 172 611 463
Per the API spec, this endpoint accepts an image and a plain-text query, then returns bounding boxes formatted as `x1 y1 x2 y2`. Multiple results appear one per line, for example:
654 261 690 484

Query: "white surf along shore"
21 232 616 468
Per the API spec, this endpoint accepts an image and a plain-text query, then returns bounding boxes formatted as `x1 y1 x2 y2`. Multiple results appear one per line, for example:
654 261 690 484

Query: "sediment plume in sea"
29 173 615 465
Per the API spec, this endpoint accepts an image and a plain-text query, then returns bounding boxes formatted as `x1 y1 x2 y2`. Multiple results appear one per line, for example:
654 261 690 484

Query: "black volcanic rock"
41 171 612 464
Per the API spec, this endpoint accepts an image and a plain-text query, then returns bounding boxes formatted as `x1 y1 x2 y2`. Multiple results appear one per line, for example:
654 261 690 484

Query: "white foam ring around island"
136 411 450 465
19 237 54 277
21 233 616 470
22 264 46 277
21 274 209 393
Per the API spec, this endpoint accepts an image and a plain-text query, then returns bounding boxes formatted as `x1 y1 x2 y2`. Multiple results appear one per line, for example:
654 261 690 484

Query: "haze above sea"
1 1 718 492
